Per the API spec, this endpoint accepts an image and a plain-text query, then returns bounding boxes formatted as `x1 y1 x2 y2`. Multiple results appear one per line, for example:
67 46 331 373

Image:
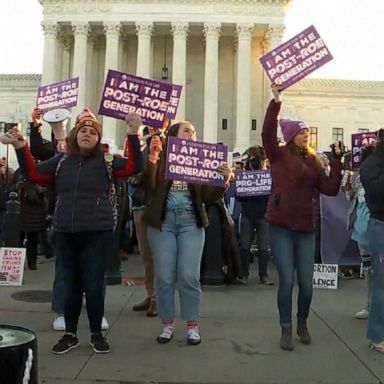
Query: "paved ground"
0 253 383 384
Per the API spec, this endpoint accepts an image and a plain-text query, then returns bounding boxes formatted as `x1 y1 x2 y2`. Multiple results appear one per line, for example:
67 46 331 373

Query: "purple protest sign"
260 25 333 89
165 136 228 187
235 170 272 197
36 77 79 112
351 132 377 169
98 70 173 128
165 84 182 120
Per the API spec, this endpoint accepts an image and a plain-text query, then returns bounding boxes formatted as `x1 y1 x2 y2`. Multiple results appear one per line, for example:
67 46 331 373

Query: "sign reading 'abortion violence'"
351 132 377 170
36 77 79 112
235 170 272 197
99 70 175 128
165 137 228 187
313 263 338 289
260 25 333 89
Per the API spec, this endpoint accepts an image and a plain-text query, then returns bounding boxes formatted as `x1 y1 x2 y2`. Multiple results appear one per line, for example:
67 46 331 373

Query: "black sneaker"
90 333 110 353
52 333 80 355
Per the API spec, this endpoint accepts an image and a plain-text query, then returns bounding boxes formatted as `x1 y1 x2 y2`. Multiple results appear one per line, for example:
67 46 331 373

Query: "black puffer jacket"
13 169 47 233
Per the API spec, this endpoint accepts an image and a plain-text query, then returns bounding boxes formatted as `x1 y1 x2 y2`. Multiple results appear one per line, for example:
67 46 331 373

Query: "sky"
0 0 383 81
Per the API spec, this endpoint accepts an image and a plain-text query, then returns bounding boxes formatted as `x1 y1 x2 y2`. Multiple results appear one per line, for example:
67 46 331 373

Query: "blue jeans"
240 215 268 278
269 224 315 326
147 209 205 321
56 231 113 334
367 218 384 343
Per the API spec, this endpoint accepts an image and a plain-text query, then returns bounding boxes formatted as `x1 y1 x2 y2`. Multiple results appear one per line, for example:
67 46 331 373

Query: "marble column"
60 37 72 80
171 22 189 121
262 24 285 110
234 23 253 151
135 22 153 78
72 22 90 119
41 21 58 86
103 22 121 141
203 23 221 143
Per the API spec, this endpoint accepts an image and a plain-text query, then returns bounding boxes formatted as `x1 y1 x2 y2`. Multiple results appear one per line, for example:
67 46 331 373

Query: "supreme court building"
1 0 384 155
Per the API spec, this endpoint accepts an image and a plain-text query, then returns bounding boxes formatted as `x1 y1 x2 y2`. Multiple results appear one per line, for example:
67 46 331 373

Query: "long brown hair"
284 142 323 182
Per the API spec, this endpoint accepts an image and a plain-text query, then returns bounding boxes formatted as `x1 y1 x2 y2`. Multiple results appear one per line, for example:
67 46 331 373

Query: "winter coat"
262 100 342 232
360 152 384 221
13 169 47 233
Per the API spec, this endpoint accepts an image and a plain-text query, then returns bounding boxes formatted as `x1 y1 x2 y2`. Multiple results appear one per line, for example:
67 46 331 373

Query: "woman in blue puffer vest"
1 111 143 355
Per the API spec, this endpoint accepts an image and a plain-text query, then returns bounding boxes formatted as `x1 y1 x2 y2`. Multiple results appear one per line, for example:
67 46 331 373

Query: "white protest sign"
313 263 338 289
0 247 26 286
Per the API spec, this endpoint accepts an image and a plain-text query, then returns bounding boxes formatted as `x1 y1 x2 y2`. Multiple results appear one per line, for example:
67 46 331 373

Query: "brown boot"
280 325 294 351
132 297 150 311
146 298 158 317
297 320 311 344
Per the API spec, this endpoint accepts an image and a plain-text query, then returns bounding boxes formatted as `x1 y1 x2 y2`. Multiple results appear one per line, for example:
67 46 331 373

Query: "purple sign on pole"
235 170 272 197
351 132 377 169
259 25 333 89
165 136 228 187
36 77 79 112
165 83 182 120
98 70 173 128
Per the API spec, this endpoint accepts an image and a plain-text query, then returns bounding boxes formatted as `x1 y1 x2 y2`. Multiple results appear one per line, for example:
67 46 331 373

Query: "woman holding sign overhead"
262 84 343 351
140 121 231 345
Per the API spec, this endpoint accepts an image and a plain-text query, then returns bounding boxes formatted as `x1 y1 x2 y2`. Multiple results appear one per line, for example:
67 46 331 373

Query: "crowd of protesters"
0 83 383 356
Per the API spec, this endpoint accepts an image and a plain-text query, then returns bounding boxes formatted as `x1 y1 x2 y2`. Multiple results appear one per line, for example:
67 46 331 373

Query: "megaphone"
42 108 71 141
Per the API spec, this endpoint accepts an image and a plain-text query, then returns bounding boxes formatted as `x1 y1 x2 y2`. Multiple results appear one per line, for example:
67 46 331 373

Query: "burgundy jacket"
262 100 342 232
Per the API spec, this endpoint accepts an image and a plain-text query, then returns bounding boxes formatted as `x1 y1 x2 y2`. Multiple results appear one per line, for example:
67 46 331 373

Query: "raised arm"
261 84 283 162
0 126 58 184
112 113 144 178
29 108 56 161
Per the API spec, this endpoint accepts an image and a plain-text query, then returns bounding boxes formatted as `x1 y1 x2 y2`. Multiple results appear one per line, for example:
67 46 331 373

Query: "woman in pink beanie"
262 83 343 351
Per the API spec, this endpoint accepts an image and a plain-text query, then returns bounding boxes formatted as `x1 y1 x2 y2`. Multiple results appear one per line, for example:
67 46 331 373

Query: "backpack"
55 153 118 231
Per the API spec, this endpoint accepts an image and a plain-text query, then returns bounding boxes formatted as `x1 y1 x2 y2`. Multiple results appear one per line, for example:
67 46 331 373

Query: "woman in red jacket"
262 84 343 351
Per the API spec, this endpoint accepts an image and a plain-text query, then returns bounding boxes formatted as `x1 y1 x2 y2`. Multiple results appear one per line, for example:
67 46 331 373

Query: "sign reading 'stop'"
99 70 181 128
259 25 333 89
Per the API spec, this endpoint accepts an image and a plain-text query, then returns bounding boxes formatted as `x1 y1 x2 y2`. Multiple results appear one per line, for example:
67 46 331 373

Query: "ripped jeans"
367 217 384 343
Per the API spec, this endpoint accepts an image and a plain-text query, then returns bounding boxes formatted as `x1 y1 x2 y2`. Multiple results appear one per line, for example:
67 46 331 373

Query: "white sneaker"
53 316 66 331
355 308 369 319
101 317 109 330
187 327 201 345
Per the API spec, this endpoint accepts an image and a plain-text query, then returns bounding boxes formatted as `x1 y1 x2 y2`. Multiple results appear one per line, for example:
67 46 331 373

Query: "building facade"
1 0 384 157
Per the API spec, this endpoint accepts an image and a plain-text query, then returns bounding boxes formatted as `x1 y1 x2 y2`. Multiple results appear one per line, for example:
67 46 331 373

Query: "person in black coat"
359 128 384 354
12 166 48 270
238 146 272 285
